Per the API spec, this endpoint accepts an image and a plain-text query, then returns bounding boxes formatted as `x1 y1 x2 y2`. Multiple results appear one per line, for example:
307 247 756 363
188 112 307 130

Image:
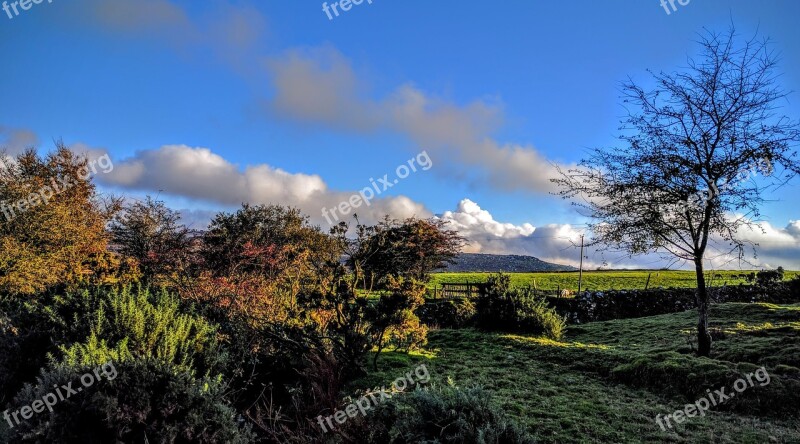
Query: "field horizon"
431 270 799 292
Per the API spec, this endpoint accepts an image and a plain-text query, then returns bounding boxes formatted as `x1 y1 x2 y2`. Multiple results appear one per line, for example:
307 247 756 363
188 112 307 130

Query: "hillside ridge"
443 253 577 272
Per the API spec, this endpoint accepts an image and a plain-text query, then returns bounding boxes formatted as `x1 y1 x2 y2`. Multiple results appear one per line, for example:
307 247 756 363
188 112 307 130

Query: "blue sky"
1 0 800 268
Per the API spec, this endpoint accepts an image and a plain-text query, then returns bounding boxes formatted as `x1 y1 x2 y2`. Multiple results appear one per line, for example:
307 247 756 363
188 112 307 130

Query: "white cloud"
438 199 602 267
266 47 564 193
438 199 800 270
97 144 430 226
705 220 800 269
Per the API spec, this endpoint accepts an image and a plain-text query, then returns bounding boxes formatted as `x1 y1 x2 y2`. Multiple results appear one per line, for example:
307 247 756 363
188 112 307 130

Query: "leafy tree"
202 204 338 294
0 144 119 295
329 217 384 293
351 217 463 287
109 196 194 285
554 28 800 356
368 276 427 369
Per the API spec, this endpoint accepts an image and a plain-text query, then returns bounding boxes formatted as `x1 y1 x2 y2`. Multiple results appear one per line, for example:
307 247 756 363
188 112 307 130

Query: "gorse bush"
513 288 566 340
369 277 428 368
6 359 253 443
343 386 535 444
56 286 224 375
475 274 565 339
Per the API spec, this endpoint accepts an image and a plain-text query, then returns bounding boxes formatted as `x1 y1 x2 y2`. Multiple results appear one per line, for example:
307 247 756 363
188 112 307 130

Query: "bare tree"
553 27 800 356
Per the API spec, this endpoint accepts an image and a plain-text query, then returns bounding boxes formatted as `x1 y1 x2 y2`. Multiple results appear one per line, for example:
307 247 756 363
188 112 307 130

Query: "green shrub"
513 288 566 340
368 277 428 369
5 359 253 443
756 267 784 286
57 286 225 376
475 274 565 339
343 386 535 444
416 299 476 329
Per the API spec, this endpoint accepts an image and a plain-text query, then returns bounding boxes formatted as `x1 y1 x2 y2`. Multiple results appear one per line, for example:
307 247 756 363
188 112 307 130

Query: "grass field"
430 270 799 292
357 302 800 443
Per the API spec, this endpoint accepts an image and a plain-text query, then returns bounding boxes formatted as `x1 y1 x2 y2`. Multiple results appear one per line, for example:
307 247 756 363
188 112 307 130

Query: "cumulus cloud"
706 220 800 269
438 199 800 270
97 144 430 226
439 199 601 267
266 47 563 193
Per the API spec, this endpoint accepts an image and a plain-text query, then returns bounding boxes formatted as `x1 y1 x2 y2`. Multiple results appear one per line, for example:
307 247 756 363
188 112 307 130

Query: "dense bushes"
369 277 429 366
4 359 253 443
342 386 535 444
0 185 517 442
756 267 784 286
416 298 476 329
56 286 225 375
474 274 565 339
0 287 247 443
416 274 566 339
0 307 43 406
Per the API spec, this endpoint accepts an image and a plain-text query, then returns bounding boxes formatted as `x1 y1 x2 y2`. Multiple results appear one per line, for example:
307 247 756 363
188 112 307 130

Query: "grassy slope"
431 270 800 292
356 303 800 443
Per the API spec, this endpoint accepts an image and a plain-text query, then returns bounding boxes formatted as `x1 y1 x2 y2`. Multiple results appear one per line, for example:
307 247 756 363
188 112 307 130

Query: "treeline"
1 147 543 443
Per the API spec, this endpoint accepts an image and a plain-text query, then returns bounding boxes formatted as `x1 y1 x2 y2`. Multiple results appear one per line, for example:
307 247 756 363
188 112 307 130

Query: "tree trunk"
694 258 712 357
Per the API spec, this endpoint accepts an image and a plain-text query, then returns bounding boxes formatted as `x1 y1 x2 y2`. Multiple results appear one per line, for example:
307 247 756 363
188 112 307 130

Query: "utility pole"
577 234 584 295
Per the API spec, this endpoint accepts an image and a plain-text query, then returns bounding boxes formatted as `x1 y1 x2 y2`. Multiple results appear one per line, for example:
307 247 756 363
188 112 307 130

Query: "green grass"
430 270 799 292
355 302 800 443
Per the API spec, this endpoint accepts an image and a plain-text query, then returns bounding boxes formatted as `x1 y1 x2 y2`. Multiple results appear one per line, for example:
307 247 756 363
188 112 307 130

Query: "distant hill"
442 253 577 273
